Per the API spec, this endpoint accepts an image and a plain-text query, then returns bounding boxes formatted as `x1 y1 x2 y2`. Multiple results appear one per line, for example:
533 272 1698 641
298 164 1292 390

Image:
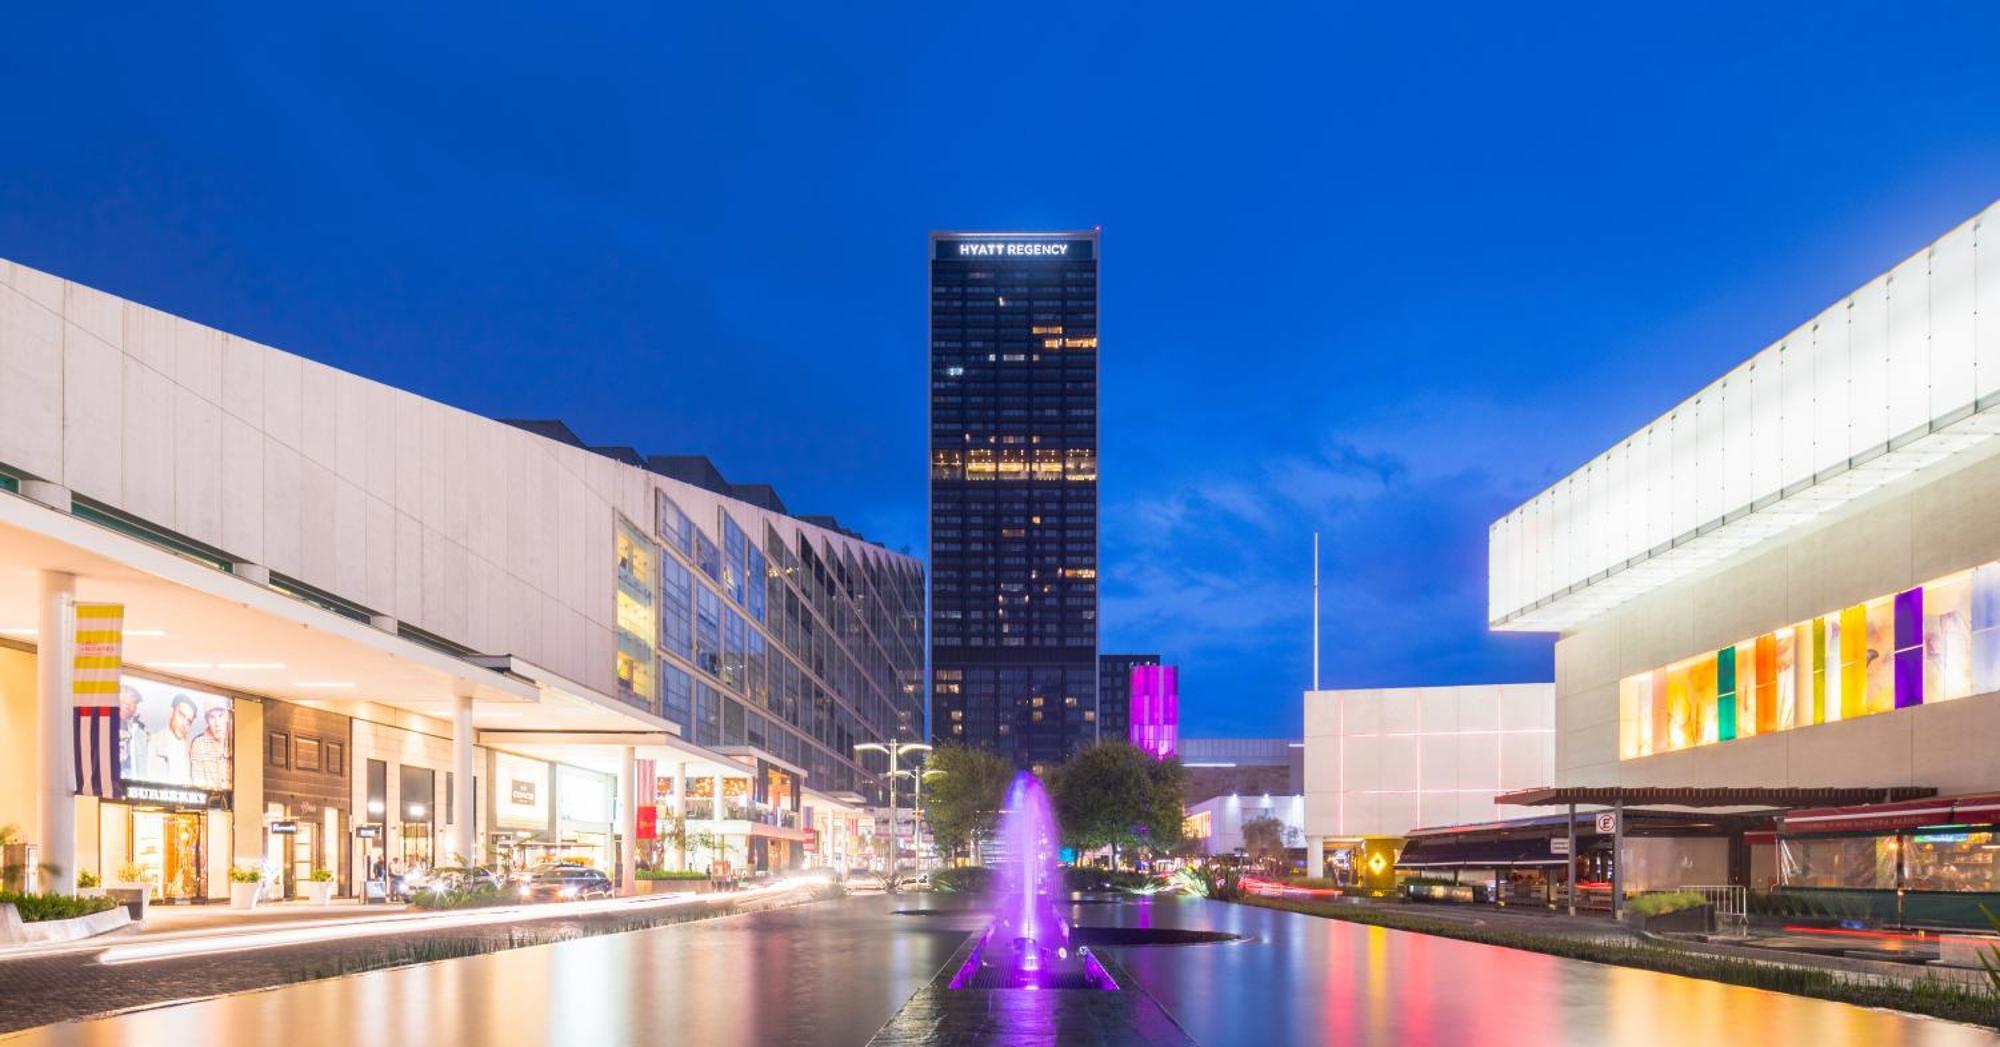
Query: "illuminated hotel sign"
935 238 1094 261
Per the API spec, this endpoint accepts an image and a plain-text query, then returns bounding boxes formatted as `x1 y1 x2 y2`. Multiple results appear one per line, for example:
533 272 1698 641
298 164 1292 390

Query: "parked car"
844 871 888 893
424 866 505 893
521 867 615 902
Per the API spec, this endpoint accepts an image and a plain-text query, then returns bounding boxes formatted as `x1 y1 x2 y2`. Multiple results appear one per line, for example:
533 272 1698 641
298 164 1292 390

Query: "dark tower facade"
929 231 1100 768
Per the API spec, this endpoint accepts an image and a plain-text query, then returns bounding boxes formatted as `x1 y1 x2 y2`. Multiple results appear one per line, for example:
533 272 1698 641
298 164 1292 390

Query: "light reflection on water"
1092 898 1994 1047
8 895 1993 1046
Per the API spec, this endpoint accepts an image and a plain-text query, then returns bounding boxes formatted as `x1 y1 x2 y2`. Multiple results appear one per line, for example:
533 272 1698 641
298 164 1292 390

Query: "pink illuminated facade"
1128 664 1179 759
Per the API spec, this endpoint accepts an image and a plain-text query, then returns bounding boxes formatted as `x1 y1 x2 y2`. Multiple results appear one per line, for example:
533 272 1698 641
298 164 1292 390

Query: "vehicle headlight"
562 886 579 898
520 886 532 898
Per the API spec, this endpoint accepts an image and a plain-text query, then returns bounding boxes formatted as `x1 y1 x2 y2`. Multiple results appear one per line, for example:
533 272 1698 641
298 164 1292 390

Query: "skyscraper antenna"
1312 531 1321 691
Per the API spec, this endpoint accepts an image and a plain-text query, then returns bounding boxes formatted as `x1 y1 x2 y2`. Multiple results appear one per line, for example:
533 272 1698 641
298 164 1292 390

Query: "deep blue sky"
3 6 1996 738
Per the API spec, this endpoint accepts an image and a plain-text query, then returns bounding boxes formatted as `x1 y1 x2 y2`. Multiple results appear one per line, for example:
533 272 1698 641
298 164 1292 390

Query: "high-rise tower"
928 231 1100 767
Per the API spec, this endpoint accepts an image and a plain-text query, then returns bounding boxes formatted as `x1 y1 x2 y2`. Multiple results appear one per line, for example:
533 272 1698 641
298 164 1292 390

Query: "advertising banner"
120 676 234 794
71 602 124 798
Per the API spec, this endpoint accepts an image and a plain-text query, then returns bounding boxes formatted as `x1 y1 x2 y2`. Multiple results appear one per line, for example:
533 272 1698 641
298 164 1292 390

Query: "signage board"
269 821 298 835
1550 837 1571 855
933 238 1095 262
357 824 382 839
123 781 230 809
1595 812 1619 835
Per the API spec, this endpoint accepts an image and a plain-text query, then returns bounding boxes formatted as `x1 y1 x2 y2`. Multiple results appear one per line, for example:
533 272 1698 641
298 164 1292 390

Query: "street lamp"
855 742 931 885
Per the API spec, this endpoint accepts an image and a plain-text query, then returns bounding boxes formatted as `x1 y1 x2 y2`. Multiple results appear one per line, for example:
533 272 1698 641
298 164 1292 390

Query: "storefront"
350 712 482 892
98 676 238 903
261 701 352 898
554 764 616 871
1777 793 2000 927
488 750 552 875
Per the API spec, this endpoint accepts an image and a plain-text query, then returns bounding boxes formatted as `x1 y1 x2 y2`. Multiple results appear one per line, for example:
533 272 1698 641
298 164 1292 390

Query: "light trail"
93 879 810 966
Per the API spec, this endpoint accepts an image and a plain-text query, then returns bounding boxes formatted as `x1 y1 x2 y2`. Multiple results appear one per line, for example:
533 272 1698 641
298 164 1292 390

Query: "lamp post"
855 742 931 886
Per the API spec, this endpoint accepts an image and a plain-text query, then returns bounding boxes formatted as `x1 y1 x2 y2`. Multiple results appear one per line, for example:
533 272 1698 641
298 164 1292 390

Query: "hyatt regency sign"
935 238 1094 261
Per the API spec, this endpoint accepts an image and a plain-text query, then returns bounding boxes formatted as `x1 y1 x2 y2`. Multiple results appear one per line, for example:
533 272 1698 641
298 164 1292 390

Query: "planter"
303 880 337 906
0 903 132 946
229 880 263 910
1633 903 1714 935
104 884 150 922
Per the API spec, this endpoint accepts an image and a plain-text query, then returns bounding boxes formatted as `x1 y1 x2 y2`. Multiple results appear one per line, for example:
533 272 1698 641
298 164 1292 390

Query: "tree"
1044 742 1187 865
1240 816 1299 873
920 745 1015 863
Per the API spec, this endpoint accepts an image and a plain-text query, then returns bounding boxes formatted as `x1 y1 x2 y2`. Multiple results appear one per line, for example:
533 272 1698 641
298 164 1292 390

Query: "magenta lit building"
1128 664 1179 760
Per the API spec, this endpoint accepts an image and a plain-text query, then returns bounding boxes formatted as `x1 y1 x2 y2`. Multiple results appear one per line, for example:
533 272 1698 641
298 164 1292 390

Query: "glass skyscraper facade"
929 231 1100 768
1097 653 1161 745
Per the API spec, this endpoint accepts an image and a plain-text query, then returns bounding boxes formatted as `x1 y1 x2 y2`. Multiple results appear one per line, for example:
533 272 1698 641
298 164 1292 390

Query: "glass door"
291 822 317 895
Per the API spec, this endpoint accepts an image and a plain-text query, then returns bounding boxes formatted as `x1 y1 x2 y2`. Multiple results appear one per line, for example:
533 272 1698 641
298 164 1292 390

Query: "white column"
619 745 638 895
39 572 76 895
1306 835 1325 880
711 773 725 870
452 695 474 865
673 761 688 871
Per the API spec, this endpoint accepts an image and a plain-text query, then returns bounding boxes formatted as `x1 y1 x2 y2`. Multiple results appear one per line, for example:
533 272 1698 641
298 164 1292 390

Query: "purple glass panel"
1894 587 1923 709
1127 664 1179 759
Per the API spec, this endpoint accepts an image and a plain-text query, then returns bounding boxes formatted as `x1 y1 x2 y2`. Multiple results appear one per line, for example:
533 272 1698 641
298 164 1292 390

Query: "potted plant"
76 868 105 898
106 862 152 920
228 866 264 910
303 867 337 905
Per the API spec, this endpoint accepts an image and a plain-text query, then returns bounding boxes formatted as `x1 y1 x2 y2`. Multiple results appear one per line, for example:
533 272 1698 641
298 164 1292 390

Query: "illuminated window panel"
1618 554 2000 759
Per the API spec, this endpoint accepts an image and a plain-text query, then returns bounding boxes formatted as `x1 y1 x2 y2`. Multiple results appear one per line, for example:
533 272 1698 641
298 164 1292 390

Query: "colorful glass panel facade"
1620 562 1997 759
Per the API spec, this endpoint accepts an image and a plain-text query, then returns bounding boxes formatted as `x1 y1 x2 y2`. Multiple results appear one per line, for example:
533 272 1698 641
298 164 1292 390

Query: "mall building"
0 255 922 901
1486 198 2000 923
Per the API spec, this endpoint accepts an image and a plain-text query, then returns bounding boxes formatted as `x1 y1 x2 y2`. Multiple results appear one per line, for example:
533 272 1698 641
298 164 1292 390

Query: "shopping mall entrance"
127 807 206 902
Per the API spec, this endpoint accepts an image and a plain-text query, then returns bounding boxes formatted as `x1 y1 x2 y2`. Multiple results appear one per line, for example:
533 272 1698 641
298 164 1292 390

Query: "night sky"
4 6 1996 738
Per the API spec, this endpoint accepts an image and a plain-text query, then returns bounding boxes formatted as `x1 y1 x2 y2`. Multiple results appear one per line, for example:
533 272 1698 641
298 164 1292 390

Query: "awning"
1496 785 1935 808
1396 836 1568 869
1781 792 2000 835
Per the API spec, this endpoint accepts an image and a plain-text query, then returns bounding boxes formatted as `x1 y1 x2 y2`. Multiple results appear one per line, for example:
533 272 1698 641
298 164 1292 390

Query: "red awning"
1781 793 2000 835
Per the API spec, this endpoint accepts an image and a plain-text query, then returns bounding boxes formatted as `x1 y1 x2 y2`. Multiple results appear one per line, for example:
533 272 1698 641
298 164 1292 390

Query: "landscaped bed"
0 892 120 923
1235 894 2000 1029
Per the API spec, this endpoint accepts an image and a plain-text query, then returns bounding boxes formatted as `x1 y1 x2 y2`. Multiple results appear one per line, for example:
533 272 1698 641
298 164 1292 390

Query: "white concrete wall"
1304 683 1554 838
1187 793 1304 857
0 257 916 701
1492 200 2000 628
1553 442 2000 793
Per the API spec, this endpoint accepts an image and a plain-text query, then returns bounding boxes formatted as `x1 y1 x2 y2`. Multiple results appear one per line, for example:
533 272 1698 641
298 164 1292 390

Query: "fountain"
947 772 1118 991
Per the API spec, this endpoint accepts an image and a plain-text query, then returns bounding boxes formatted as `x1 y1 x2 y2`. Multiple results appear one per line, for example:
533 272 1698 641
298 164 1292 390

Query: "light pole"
855 742 930 885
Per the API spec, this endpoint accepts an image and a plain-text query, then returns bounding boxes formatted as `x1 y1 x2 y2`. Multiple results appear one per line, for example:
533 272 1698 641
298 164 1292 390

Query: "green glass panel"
1716 647 1737 741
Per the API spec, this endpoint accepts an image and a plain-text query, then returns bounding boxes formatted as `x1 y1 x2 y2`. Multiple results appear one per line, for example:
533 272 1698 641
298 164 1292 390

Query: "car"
521 866 615 902
423 866 505 893
843 871 888 893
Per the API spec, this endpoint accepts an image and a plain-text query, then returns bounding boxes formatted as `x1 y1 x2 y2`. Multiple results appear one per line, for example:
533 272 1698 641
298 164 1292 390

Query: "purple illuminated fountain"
948 772 1118 991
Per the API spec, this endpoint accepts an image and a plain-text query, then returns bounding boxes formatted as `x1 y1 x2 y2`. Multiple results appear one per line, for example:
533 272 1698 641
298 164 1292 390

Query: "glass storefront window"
1779 836 1894 889
1904 831 1999 892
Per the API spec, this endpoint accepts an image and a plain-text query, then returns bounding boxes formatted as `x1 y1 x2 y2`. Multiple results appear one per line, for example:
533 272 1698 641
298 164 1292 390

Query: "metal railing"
1684 884 1749 937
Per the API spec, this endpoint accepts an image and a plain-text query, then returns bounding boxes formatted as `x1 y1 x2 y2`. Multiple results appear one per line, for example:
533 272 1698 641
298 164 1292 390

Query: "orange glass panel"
1754 633 1778 734
1839 605 1866 721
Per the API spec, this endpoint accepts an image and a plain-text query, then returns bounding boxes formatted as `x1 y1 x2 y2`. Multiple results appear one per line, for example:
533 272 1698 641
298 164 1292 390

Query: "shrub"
637 869 709 881
930 867 994 893
1285 876 1342 890
1628 891 1707 918
411 884 511 911
76 869 100 889
0 891 120 923
228 866 264 884
115 862 149 885
1063 867 1157 892
309 868 334 883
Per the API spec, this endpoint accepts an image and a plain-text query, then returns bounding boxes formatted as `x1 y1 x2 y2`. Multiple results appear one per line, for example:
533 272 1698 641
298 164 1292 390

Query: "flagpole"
1312 532 1320 692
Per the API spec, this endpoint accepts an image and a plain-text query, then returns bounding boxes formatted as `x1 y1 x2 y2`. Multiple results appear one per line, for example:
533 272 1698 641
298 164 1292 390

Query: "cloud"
1101 399 1555 734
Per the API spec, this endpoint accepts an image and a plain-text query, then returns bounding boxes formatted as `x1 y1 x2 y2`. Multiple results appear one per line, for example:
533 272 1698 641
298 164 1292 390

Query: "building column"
451 695 474 865
1610 798 1626 921
1306 835 1325 879
39 571 76 895
619 746 638 894
673 761 688 871
712 773 725 871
